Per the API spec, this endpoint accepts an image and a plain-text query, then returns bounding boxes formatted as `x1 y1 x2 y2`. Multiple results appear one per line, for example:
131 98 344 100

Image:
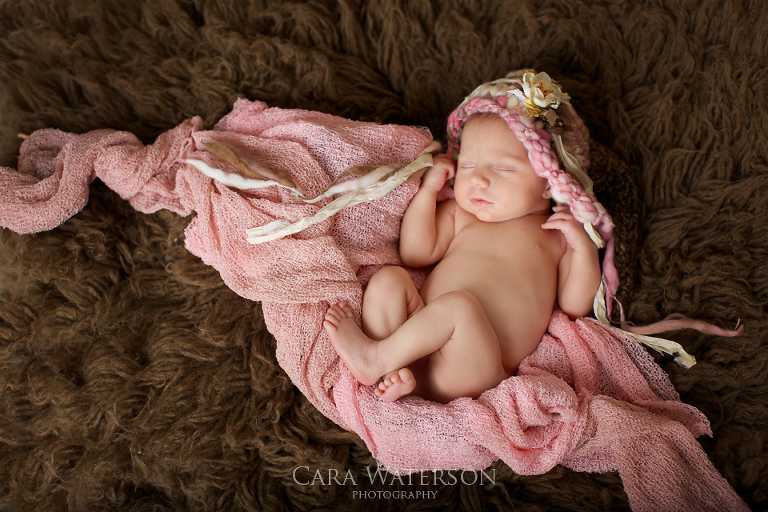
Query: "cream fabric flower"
519 70 565 124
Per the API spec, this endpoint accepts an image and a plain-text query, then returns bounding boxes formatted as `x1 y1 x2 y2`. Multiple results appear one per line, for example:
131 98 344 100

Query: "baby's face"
454 115 551 223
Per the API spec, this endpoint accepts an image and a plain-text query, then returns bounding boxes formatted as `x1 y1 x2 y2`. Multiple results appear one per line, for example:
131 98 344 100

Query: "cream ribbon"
592 281 697 368
187 141 441 244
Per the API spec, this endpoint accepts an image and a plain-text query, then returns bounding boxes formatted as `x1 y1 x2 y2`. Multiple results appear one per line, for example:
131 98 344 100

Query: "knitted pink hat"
446 69 619 312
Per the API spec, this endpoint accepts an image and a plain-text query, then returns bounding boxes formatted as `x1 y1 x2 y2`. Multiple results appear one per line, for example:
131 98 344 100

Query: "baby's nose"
469 168 490 187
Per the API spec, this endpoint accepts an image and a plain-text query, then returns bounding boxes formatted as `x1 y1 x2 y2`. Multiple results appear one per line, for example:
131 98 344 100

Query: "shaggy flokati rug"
1 0 766 510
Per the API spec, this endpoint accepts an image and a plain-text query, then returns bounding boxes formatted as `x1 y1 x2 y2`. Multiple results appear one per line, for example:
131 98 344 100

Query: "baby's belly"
420 257 557 370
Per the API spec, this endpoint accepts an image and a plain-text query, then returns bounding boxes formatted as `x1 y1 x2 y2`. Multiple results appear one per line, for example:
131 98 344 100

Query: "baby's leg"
362 266 425 340
412 291 510 402
357 267 425 400
324 290 509 403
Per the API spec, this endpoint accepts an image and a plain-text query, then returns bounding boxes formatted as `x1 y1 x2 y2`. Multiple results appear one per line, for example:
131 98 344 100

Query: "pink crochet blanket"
0 100 747 511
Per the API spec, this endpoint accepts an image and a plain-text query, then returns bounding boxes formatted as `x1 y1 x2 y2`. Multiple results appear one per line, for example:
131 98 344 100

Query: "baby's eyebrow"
496 154 528 165
481 156 526 168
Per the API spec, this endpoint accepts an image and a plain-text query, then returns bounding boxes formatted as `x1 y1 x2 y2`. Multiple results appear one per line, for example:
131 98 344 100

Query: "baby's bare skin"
419 207 562 373
325 114 601 403
324 211 561 403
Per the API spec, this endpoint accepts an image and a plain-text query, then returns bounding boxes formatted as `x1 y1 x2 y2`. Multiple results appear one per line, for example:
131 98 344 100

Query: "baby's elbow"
561 303 592 320
400 243 444 268
558 291 597 320
399 245 422 267
400 251 432 268
400 254 420 268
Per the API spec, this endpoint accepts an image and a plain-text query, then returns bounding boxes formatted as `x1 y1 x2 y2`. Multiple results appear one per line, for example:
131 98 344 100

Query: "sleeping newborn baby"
325 70 612 403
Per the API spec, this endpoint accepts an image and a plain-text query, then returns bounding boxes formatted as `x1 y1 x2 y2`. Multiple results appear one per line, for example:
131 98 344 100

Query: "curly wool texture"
1 0 767 511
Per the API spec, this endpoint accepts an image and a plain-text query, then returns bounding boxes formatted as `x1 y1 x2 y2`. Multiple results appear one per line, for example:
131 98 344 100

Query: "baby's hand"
541 206 594 251
420 153 455 193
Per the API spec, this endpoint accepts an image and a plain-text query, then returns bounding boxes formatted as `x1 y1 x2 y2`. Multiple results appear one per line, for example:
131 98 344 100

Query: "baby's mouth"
470 197 492 206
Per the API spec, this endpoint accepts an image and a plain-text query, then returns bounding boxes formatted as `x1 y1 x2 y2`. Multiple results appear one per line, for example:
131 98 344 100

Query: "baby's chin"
473 207 536 223
474 210 498 222
473 208 510 223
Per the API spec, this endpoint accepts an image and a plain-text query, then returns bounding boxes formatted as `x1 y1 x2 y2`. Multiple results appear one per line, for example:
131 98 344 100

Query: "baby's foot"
324 302 383 386
375 368 416 402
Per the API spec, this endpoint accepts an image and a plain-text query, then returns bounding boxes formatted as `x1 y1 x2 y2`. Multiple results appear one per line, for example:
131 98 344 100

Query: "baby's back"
419 207 563 372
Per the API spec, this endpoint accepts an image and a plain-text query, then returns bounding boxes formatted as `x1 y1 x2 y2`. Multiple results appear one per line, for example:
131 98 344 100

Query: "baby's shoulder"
527 215 567 258
437 197 457 211
436 197 458 221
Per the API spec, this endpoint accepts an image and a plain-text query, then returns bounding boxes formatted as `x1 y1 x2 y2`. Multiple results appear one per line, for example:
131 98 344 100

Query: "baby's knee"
435 290 484 316
365 266 412 296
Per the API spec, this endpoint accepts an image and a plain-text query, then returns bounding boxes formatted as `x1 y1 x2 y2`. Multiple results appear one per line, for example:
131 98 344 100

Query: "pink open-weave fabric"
0 100 747 511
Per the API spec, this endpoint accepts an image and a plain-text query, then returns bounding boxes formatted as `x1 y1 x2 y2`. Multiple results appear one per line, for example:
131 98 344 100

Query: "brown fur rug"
1 1 766 510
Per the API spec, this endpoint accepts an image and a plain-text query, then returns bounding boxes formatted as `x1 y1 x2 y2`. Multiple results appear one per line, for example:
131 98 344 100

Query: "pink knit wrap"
0 99 747 511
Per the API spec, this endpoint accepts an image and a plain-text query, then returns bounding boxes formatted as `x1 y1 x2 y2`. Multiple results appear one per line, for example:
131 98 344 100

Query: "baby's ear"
542 185 553 199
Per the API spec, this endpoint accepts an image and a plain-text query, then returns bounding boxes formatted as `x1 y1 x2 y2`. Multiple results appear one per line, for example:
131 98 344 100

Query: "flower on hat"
519 70 565 126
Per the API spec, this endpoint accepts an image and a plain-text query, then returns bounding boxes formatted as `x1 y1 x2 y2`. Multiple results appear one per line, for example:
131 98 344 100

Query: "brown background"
1 1 766 510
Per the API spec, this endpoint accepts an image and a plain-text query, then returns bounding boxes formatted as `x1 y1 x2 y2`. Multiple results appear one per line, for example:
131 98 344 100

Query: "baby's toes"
325 304 344 322
323 312 338 327
338 302 355 318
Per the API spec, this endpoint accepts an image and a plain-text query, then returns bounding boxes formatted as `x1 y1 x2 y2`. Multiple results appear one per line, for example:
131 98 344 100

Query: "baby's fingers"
544 212 577 225
542 218 593 248
422 162 454 191
541 218 569 231
433 154 455 180
549 206 577 220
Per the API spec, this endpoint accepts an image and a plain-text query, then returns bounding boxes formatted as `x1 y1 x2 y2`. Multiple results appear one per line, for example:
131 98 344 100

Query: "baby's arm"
542 206 602 319
399 154 456 267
